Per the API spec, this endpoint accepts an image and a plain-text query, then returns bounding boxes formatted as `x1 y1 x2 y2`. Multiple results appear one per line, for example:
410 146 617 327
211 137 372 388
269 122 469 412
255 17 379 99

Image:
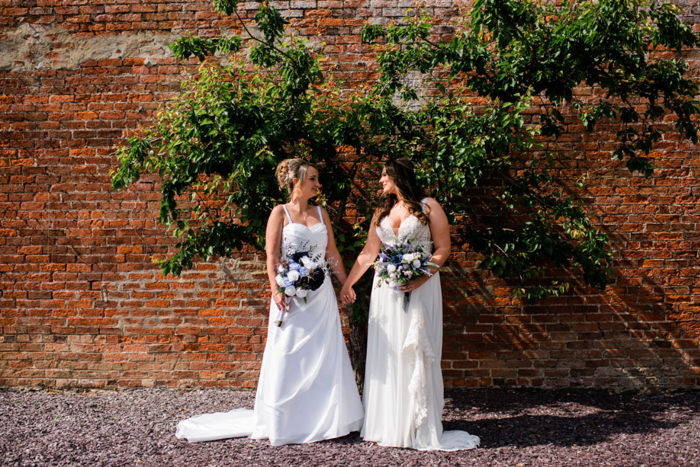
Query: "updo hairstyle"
275 158 318 200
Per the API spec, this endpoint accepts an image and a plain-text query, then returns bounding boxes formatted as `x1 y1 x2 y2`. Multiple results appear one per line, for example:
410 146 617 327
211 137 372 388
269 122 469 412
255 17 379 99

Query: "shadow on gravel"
443 389 699 449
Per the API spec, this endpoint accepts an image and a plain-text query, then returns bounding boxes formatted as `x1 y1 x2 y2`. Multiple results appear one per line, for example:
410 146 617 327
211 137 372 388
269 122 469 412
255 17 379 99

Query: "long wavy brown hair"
374 159 429 226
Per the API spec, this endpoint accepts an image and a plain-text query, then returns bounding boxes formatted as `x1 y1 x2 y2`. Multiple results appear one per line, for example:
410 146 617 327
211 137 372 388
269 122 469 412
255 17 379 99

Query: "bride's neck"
289 197 310 211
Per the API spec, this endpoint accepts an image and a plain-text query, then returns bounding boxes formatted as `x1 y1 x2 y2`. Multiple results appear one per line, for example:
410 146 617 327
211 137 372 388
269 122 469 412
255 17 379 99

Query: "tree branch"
234 9 293 61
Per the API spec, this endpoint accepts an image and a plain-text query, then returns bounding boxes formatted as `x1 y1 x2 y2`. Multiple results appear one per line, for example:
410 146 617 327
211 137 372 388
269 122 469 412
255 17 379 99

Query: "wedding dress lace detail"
364 198 480 450
376 200 431 247
402 299 434 430
376 200 434 433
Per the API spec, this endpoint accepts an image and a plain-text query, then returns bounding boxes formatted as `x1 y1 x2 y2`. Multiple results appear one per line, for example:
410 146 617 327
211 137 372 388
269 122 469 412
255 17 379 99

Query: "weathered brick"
0 0 698 393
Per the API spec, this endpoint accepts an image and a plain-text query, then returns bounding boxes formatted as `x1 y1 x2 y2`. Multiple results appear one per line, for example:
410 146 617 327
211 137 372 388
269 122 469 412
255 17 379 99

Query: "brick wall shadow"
438 209 700 390
1 0 699 391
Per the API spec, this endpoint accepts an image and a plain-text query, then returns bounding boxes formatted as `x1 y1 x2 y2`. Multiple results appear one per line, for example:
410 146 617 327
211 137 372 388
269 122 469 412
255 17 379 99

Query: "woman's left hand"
399 276 429 293
340 285 356 306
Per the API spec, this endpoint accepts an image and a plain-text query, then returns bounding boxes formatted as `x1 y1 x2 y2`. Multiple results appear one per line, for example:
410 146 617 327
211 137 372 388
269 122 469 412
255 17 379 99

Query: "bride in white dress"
176 159 364 445
340 159 479 451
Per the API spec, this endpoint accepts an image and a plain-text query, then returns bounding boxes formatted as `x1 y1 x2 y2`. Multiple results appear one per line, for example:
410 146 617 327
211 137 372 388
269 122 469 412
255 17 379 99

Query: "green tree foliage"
112 0 699 305
360 0 699 299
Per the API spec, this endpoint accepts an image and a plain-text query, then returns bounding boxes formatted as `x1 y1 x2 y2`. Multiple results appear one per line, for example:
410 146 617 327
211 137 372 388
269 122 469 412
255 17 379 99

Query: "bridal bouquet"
275 245 329 326
371 237 437 311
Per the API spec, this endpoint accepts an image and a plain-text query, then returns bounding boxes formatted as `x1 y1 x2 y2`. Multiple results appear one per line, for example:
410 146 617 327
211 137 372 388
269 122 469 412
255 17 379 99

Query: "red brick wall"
1 0 699 390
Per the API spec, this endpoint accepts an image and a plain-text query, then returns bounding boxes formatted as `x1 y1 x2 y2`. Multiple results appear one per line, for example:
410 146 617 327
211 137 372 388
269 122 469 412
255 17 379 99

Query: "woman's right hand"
340 285 356 306
273 291 288 311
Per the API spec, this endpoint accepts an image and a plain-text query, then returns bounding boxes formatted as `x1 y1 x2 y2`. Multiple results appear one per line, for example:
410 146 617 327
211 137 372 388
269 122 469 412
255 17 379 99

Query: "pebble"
0 388 698 467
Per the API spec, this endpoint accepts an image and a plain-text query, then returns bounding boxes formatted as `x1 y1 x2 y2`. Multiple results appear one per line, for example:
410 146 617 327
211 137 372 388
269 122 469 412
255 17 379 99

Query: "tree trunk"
348 319 367 390
346 275 372 391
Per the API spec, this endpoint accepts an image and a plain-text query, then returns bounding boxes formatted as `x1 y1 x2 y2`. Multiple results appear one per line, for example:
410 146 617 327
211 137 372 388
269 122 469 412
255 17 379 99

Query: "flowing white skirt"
361 272 480 450
176 277 364 445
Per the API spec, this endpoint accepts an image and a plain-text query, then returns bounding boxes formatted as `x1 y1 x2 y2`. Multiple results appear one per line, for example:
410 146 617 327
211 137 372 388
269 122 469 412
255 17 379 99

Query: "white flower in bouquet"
370 236 438 312
296 289 309 299
277 265 285 273
276 241 333 327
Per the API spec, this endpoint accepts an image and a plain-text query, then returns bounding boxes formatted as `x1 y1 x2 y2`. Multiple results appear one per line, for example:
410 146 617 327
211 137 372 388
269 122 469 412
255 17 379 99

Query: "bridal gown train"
361 200 480 451
176 206 364 445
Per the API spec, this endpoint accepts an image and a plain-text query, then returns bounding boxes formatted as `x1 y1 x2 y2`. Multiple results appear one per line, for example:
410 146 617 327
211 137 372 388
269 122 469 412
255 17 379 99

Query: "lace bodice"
376 199 431 252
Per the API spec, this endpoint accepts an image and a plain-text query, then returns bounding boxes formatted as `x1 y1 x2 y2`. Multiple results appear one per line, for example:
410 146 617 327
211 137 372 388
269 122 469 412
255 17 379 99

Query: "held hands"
340 285 356 306
340 277 428 306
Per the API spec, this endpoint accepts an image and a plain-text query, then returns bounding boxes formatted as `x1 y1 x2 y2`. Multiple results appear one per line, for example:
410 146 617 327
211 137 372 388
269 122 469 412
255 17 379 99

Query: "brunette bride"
340 159 479 451
176 158 363 445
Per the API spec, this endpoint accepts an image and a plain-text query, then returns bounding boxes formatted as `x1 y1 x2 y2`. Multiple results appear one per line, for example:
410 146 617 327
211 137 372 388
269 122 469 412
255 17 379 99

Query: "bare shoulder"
269 204 286 220
422 197 443 215
317 205 330 220
266 205 287 242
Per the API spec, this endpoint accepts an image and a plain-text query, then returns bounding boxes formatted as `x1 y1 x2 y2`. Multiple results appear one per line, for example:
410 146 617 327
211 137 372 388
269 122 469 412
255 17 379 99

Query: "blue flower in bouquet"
276 241 333 327
370 236 438 312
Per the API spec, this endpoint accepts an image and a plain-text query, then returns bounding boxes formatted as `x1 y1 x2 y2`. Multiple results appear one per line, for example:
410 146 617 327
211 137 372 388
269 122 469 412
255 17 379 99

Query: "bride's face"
379 168 397 195
294 167 322 199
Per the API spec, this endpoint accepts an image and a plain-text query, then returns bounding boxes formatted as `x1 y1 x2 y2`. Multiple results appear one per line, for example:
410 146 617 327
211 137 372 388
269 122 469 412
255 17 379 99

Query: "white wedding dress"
361 199 480 450
176 206 364 445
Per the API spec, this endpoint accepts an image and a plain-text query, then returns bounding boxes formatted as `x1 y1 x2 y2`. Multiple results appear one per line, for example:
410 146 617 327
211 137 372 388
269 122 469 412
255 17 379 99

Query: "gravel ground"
0 388 698 467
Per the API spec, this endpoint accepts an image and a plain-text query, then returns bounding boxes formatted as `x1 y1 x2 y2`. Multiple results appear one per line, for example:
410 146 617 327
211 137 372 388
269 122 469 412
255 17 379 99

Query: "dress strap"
420 198 429 214
281 205 293 224
316 205 323 221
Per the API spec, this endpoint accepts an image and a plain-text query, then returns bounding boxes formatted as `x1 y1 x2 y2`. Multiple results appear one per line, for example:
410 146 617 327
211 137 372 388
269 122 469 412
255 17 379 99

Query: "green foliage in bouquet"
112 0 699 305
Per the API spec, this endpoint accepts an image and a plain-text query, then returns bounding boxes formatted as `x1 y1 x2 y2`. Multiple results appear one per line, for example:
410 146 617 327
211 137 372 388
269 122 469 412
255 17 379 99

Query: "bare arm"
265 205 288 311
400 197 451 293
340 220 382 304
320 207 348 286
